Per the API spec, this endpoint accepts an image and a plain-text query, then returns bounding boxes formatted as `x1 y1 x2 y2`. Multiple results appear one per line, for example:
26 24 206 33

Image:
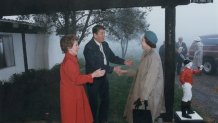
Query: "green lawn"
108 73 133 123
106 72 183 123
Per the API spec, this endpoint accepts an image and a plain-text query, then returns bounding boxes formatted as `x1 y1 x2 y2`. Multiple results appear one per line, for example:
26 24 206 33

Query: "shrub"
1 66 61 122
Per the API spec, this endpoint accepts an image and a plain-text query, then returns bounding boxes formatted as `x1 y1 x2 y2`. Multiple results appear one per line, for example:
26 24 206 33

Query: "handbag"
133 99 152 123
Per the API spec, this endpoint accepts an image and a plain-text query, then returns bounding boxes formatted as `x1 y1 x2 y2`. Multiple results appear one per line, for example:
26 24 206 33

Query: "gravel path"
192 73 218 122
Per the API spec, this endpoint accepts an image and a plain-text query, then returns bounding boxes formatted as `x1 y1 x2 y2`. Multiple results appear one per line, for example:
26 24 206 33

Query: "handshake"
92 59 134 77
113 66 128 76
113 59 134 76
91 66 133 78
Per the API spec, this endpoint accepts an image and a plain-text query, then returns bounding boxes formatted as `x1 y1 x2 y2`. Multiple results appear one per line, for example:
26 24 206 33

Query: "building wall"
47 32 64 69
0 33 52 81
25 34 49 70
0 33 25 81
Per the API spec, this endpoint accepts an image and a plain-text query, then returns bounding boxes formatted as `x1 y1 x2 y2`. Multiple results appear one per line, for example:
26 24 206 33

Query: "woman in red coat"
60 34 105 123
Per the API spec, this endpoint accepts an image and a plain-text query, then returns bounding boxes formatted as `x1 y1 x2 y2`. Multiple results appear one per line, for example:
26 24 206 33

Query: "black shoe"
188 109 195 114
181 101 192 119
182 113 192 119
187 101 195 114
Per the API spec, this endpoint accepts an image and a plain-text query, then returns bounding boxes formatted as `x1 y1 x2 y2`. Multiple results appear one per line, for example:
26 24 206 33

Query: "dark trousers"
176 55 184 75
86 77 109 123
176 60 183 74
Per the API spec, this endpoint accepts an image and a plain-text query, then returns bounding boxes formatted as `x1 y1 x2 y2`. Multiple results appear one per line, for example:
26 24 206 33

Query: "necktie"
100 44 107 65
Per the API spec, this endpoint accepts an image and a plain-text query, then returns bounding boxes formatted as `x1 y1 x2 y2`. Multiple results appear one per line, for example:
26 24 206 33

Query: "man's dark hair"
92 25 105 34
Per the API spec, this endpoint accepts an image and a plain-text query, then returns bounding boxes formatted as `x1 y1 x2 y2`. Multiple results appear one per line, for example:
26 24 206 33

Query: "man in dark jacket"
176 37 187 75
83 25 133 123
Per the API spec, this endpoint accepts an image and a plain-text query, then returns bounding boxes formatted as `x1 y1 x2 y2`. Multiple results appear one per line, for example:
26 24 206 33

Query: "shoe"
181 101 192 119
187 101 195 114
182 113 192 119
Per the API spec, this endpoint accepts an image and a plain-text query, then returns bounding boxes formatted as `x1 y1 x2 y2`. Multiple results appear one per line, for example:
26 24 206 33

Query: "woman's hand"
124 59 134 66
91 69 106 78
113 66 128 76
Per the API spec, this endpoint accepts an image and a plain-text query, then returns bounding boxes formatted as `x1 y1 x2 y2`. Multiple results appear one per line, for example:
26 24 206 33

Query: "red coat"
179 67 201 85
60 52 93 123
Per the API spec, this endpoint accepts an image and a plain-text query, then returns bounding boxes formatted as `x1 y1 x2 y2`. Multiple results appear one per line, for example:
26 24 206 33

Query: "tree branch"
76 14 90 23
87 19 106 28
57 18 64 28
78 10 93 44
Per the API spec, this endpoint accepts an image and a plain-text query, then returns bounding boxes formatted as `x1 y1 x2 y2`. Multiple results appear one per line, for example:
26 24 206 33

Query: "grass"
107 72 184 123
93 58 183 123
108 72 133 123
174 86 183 112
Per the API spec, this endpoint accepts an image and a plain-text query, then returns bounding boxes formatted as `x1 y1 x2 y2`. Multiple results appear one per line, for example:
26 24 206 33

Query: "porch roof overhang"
0 0 190 16
0 19 45 33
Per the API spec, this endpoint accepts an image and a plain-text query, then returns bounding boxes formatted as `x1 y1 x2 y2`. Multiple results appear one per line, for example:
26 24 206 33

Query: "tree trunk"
78 10 93 45
120 38 128 58
71 11 77 35
124 39 128 58
64 11 70 35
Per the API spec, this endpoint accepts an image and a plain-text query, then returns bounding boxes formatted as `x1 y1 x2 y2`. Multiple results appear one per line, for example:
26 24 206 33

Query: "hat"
144 31 158 45
183 59 191 66
194 37 201 42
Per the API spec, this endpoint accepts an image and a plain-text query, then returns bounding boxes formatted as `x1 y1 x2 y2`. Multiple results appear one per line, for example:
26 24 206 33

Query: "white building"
0 19 64 81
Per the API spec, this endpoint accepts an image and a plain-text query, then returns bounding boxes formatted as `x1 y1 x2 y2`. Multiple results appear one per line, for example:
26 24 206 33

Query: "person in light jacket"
124 31 166 123
192 37 203 70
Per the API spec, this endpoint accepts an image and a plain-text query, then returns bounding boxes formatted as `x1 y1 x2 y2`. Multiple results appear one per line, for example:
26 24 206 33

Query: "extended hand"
113 66 127 76
124 59 134 66
91 69 105 78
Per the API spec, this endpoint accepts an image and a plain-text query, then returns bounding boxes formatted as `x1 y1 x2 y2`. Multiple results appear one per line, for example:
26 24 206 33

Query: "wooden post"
21 33 28 72
164 4 176 122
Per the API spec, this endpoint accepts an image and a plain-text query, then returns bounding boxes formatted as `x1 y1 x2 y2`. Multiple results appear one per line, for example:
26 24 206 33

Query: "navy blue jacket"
83 38 125 74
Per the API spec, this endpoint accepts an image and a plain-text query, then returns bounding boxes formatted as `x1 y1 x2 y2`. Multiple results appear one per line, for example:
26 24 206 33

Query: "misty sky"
3 1 218 59
104 1 218 59
147 1 218 48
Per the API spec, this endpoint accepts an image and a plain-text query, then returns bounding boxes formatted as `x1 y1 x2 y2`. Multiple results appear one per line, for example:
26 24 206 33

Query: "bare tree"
17 8 151 57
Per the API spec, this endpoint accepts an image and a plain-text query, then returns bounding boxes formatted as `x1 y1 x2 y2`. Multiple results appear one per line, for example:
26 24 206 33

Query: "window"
0 35 15 69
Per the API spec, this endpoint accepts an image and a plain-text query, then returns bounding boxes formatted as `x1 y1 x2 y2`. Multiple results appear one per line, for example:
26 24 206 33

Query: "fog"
80 2 218 60
106 1 218 59
3 1 218 61
148 1 218 49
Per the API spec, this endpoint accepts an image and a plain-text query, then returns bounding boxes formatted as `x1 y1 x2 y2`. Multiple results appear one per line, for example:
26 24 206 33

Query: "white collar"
94 39 101 46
